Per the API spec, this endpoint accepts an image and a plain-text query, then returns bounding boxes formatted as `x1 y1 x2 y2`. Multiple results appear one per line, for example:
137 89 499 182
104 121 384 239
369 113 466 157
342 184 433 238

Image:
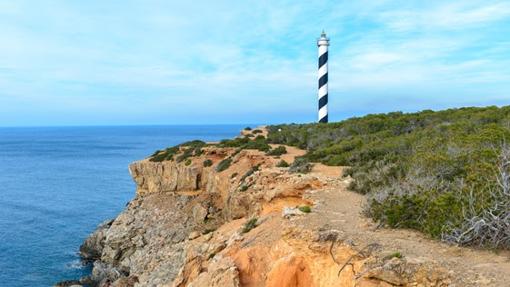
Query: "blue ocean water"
0 125 246 287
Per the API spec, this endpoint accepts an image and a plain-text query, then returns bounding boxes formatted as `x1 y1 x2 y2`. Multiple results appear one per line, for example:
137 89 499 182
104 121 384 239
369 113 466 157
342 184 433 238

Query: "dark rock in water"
80 219 113 261
80 261 130 287
53 279 82 287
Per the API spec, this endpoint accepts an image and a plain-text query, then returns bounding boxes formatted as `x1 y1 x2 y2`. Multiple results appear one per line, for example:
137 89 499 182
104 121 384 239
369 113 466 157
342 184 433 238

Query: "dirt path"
298 164 510 287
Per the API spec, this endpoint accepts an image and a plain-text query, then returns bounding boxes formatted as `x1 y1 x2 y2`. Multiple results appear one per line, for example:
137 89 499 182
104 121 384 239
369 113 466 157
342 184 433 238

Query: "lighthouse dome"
317 30 330 46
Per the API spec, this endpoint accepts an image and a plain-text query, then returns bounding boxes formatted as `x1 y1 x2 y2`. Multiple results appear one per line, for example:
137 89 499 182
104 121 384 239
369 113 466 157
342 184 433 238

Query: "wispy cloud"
379 1 510 31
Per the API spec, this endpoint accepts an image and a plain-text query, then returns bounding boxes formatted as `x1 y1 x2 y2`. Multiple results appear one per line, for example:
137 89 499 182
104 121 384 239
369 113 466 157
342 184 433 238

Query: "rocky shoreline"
55 129 509 287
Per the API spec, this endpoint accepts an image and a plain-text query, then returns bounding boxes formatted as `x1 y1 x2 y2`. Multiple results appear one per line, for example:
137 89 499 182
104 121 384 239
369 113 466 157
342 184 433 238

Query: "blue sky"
0 1 509 126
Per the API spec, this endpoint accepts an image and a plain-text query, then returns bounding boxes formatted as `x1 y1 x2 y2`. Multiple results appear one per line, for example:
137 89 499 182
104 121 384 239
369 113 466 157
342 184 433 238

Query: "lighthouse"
317 31 329 123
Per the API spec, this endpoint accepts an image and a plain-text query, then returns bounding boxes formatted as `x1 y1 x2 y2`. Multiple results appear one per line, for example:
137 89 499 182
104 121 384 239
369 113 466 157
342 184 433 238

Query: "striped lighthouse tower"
317 31 330 123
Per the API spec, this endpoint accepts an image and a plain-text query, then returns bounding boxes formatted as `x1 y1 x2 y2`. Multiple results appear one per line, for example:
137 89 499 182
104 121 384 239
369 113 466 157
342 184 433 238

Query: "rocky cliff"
58 129 510 287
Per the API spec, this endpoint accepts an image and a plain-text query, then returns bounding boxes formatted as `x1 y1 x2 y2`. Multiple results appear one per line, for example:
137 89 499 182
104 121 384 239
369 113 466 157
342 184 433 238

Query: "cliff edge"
59 128 510 287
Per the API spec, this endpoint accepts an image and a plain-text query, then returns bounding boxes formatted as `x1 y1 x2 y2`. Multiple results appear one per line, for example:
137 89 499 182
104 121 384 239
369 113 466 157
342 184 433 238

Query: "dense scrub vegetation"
149 135 272 164
150 140 206 162
217 135 271 152
266 145 287 156
268 106 510 249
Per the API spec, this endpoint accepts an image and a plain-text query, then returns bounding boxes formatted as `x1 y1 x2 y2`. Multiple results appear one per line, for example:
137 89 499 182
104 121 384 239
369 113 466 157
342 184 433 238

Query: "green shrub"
244 127 252 131
184 159 192 166
149 146 179 162
218 136 270 152
193 147 204 156
239 185 249 192
181 140 206 148
289 157 313 174
218 137 250 148
298 205 311 213
266 145 287 156
203 159 213 167
252 129 263 134
243 137 270 152
176 148 193 162
276 160 289 167
215 158 232 172
241 218 258 233
150 140 206 163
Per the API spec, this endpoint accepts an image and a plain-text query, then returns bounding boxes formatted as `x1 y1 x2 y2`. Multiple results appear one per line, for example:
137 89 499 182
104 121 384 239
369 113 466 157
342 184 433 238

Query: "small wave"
65 259 87 270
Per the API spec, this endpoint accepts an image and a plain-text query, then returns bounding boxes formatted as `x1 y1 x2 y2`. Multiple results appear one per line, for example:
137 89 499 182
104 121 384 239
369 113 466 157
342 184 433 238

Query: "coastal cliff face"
67 139 455 287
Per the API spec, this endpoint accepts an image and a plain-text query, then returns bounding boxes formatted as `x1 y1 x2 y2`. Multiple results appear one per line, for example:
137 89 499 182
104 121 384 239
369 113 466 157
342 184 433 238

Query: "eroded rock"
80 219 113 261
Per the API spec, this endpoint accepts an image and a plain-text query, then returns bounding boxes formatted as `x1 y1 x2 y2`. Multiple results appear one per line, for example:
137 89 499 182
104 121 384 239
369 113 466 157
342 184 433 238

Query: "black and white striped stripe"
317 31 329 123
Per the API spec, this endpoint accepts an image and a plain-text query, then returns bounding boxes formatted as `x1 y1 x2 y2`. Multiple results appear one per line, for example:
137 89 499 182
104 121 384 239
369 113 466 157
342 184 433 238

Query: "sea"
0 125 246 287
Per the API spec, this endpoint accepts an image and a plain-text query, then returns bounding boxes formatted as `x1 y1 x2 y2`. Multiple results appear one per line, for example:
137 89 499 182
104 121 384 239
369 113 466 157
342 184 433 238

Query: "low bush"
176 148 193 163
184 159 192 166
181 140 206 148
252 129 263 134
276 160 289 167
266 145 287 156
203 159 213 167
150 140 206 163
244 127 252 131
215 158 232 172
218 136 270 152
149 146 179 162
243 138 270 152
289 157 313 174
218 137 250 148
